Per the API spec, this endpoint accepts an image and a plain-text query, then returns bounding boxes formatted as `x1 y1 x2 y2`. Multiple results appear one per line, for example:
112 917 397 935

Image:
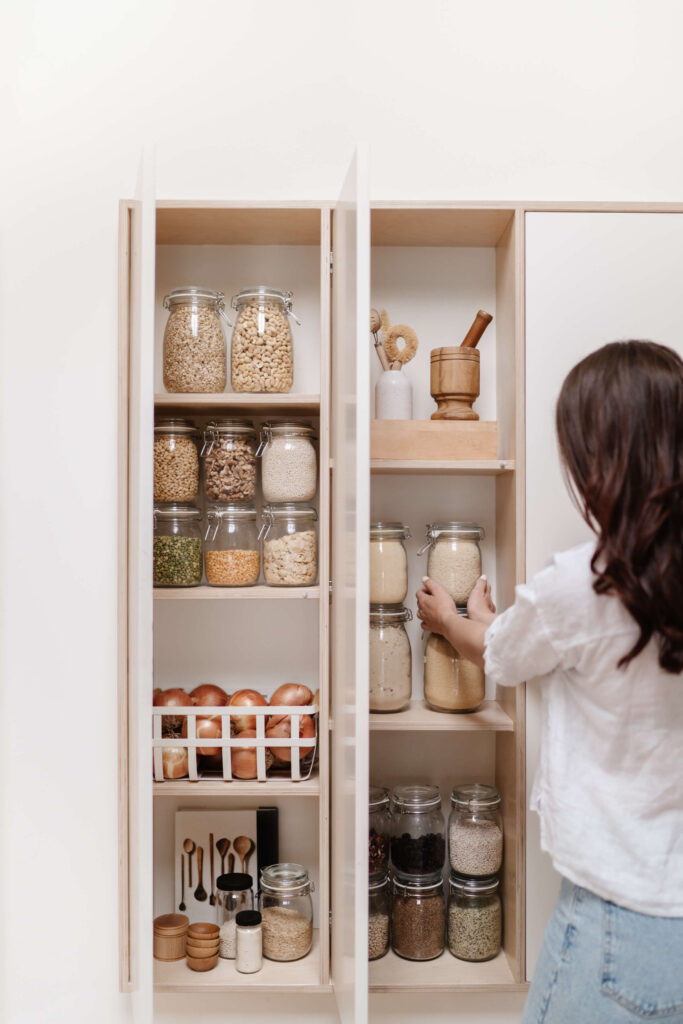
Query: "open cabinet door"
330 148 370 1024
119 147 155 1022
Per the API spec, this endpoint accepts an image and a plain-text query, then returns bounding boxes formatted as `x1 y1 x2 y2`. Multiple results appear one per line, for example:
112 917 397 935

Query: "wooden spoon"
233 835 254 874
228 852 235 873
183 838 196 887
194 846 207 902
179 854 186 912
216 837 230 875
209 832 216 906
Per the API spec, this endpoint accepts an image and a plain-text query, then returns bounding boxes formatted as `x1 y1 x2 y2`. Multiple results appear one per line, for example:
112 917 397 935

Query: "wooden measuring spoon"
194 846 207 902
183 838 196 887
216 837 230 875
179 854 186 912
233 835 253 874
209 832 216 906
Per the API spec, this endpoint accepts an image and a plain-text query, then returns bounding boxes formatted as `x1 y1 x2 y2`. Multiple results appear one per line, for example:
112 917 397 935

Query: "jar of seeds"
201 420 258 503
162 287 229 393
391 872 445 961
369 786 391 876
230 286 297 393
204 505 260 587
390 785 445 875
258 422 317 503
368 872 391 961
153 504 203 587
447 873 501 962
259 863 314 961
154 419 199 503
418 522 485 606
448 784 503 877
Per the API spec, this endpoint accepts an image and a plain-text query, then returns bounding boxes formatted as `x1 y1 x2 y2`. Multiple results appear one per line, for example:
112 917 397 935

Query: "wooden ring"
383 324 418 364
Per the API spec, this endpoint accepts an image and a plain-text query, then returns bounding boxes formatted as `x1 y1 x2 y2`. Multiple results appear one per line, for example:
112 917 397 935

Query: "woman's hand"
467 575 496 626
416 577 458 636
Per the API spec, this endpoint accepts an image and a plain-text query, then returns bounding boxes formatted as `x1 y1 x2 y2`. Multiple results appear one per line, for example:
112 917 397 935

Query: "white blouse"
484 541 683 916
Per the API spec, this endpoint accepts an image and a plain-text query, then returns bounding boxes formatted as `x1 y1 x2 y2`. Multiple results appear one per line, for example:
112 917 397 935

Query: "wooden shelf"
154 585 320 601
153 775 320 797
371 420 498 462
154 929 328 992
154 393 320 414
371 459 514 475
155 204 322 246
369 948 525 993
371 205 516 248
369 700 513 732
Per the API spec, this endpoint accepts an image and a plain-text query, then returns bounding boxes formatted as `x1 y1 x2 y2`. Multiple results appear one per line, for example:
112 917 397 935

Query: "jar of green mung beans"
153 504 203 587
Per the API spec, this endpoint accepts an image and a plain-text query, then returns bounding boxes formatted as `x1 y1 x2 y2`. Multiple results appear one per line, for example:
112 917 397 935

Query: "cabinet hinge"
328 251 334 276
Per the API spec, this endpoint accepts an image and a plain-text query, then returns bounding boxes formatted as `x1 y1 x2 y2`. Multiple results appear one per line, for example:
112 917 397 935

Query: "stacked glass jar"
153 419 203 587
369 523 412 713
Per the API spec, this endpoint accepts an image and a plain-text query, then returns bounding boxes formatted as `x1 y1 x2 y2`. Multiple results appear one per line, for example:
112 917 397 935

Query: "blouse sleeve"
484 579 561 688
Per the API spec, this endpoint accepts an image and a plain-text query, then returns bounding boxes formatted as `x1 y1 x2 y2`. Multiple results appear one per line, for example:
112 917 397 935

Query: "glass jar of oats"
370 522 411 604
418 522 484 606
162 287 229 393
258 422 317 503
230 286 298 393
201 420 258 503
369 604 412 713
259 863 314 961
153 419 199 503
424 613 485 713
260 505 318 587
204 505 260 587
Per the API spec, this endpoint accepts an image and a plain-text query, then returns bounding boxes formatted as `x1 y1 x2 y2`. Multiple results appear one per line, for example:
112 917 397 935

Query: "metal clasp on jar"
200 423 220 458
416 527 439 557
255 425 273 459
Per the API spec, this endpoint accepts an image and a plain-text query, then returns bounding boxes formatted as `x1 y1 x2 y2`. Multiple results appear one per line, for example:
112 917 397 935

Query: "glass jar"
230 286 298 393
153 504 203 587
369 605 412 713
391 873 445 961
418 522 485 606
216 873 254 959
424 615 485 713
154 419 199 502
368 872 391 961
391 785 445 875
448 784 503 877
235 910 263 973
369 786 391 876
259 863 314 961
259 422 317 503
201 420 258 503
204 504 260 587
370 523 411 604
261 505 318 587
162 286 229 393
447 873 502 962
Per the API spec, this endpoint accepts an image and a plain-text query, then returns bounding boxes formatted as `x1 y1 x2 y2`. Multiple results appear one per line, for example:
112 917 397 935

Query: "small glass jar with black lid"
216 873 254 959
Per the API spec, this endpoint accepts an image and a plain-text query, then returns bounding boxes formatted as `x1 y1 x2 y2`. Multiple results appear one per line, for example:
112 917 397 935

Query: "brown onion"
190 683 228 706
162 746 189 779
182 715 222 756
229 689 267 733
231 729 274 780
266 715 316 762
268 683 314 727
153 687 192 736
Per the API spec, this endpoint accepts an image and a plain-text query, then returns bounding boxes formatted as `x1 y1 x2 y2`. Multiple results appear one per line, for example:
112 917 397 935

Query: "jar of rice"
370 522 411 604
418 521 484 606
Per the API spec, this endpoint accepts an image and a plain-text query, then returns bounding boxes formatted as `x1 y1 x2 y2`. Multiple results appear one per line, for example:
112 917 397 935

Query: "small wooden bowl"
187 953 218 972
186 942 219 958
185 934 219 949
187 922 219 940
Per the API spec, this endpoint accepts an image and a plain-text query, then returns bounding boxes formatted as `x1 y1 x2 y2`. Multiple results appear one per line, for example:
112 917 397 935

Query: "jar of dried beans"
447 873 501 962
230 286 298 393
369 786 391 876
418 521 484 606
369 605 412 712
391 872 445 961
201 420 258 503
259 863 314 961
162 287 229 393
153 504 203 587
258 422 317 503
390 785 445 876
370 522 411 604
424 615 485 713
154 419 199 503
260 505 318 587
368 872 391 961
204 505 260 587
448 784 503 877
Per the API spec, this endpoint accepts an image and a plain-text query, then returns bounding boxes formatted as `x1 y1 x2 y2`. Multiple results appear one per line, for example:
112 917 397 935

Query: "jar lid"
391 784 441 811
449 871 500 895
207 503 258 520
392 871 444 894
216 873 253 892
163 286 224 308
450 783 501 809
370 522 411 540
262 503 318 521
369 603 412 623
236 910 262 927
154 418 198 436
153 913 189 934
368 871 390 891
232 285 292 307
153 503 201 519
426 521 485 541
369 785 390 811
261 420 316 438
260 862 312 895
204 419 257 436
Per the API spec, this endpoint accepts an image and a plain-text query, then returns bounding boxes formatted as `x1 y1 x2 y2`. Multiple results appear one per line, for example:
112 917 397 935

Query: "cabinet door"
330 148 370 1024
525 210 683 972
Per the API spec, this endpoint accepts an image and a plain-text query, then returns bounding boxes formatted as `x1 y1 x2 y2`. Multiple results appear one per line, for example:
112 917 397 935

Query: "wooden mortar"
430 347 480 420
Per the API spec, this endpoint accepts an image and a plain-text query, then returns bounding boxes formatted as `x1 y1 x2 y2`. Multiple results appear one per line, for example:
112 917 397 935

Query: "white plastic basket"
152 703 319 783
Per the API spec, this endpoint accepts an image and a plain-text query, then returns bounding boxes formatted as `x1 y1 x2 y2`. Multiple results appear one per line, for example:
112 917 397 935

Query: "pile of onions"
229 689 268 733
267 684 315 763
153 687 193 737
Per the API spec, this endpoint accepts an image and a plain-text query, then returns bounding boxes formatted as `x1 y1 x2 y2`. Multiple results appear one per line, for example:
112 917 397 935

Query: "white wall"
3 3 683 1023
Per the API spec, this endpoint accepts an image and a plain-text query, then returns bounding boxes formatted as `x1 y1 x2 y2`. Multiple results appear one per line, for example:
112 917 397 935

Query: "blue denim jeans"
522 878 683 1023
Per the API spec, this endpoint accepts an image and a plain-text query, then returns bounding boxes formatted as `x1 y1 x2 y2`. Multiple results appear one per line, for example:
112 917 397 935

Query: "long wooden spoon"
216 837 230 875
183 838 196 887
194 846 207 902
179 854 186 912
233 835 253 874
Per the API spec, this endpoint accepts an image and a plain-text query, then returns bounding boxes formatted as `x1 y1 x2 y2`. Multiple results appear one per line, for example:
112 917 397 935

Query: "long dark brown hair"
556 340 683 673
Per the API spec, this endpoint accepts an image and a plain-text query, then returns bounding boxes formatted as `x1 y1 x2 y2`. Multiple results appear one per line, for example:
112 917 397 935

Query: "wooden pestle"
460 310 493 349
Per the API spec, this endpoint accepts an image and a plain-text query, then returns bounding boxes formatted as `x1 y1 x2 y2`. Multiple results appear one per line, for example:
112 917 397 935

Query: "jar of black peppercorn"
369 787 391 876
390 785 445 876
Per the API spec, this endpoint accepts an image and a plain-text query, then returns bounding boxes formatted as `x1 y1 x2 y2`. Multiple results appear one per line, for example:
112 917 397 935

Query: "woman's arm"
416 576 496 668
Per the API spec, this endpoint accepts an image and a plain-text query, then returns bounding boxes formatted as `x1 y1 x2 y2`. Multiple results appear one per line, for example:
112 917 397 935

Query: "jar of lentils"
259 863 314 961
391 785 445 875
424 616 485 713
231 286 297 393
153 419 199 503
261 505 318 587
370 522 411 604
391 872 445 961
205 505 260 587
153 504 203 587
368 872 391 961
162 286 228 393
369 605 412 713
418 521 484 606
369 786 391 876
259 422 317 503
447 873 502 962
448 784 503 877
202 420 258 503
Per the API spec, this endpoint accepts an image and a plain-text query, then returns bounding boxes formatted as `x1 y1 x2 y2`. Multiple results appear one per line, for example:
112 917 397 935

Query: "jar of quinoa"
204 505 260 587
230 286 298 393
201 420 258 503
418 522 484 606
162 287 229 393
153 419 199 503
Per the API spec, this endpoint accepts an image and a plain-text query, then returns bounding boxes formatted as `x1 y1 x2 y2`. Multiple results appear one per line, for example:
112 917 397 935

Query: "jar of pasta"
370 523 411 604
153 419 199 503
259 422 317 503
162 287 229 393
204 505 260 587
447 873 501 962
230 286 298 393
418 522 484 606
260 505 318 587
201 420 258 503
424 614 485 713
153 504 203 587
369 604 412 713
